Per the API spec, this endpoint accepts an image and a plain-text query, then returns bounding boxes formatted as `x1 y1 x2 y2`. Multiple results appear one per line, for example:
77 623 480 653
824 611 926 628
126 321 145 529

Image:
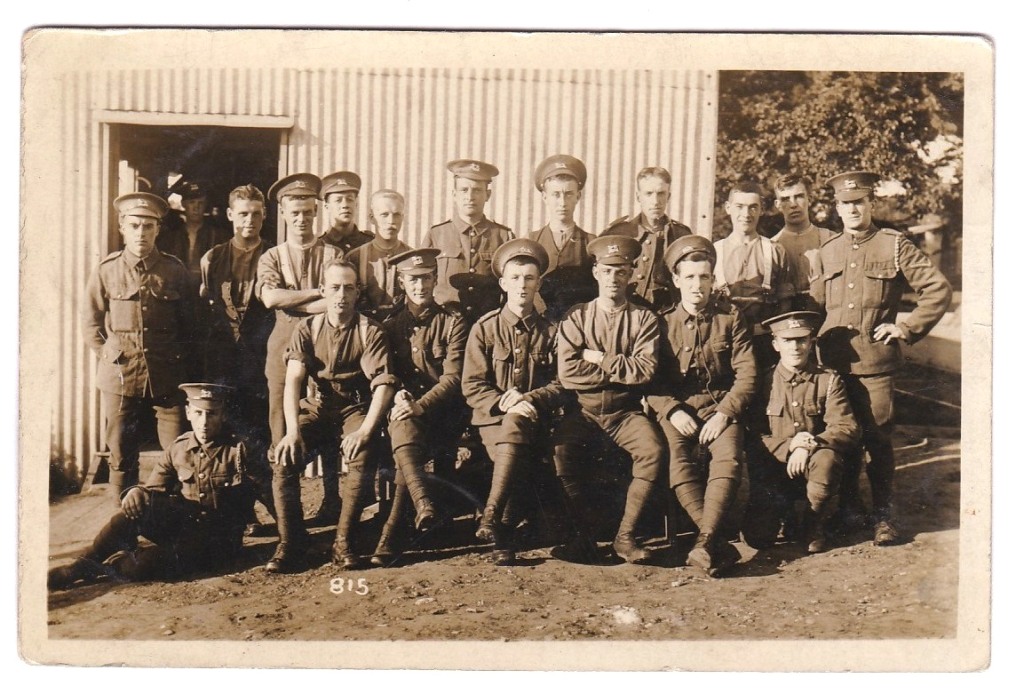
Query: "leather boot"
48 557 103 590
393 445 439 532
476 504 500 543
332 464 370 570
267 467 307 573
687 533 740 578
478 444 520 541
555 474 602 564
805 508 827 553
371 483 410 568
491 525 516 566
612 478 655 564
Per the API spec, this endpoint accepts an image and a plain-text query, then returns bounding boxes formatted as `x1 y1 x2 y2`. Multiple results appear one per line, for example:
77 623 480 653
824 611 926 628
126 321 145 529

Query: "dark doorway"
113 124 281 248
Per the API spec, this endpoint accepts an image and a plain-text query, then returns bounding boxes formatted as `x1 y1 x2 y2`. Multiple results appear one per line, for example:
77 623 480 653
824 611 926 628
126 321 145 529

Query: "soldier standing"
528 154 596 321
320 171 373 254
423 159 514 325
553 235 666 564
48 384 272 589
713 180 795 371
371 248 469 567
770 173 836 313
84 193 193 501
269 260 397 572
344 189 413 322
158 180 230 284
601 167 692 312
200 184 275 455
817 171 952 545
199 184 277 532
255 173 344 525
746 311 861 554
648 235 757 577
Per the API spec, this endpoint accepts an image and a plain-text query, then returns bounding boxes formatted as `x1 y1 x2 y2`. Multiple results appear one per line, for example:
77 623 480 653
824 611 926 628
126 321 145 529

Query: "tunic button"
469 268 476 274
847 303 855 309
466 306 473 312
199 493 206 498
793 401 799 407
468 286 475 292
645 239 651 245
514 348 522 354
684 346 692 351
687 324 694 330
470 248 476 254
143 348 149 353
636 275 644 280
514 368 521 374
412 347 418 353
847 324 854 330
853 244 860 250
199 473 206 479
850 262 857 268
848 283 855 289
642 256 649 262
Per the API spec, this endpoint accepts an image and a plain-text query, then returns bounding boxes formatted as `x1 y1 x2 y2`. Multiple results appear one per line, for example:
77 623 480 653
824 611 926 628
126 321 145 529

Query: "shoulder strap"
311 313 325 343
278 245 299 289
313 312 369 345
713 239 727 288
760 237 774 291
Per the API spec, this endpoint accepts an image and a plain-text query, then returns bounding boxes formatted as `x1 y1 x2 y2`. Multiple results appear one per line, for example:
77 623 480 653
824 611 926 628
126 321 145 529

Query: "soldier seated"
553 235 666 565
267 260 397 573
462 239 564 566
370 248 469 567
648 236 757 577
48 384 273 589
744 312 861 554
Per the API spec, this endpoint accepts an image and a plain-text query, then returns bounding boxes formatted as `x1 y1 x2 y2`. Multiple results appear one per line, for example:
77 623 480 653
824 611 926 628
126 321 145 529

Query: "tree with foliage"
716 71 964 243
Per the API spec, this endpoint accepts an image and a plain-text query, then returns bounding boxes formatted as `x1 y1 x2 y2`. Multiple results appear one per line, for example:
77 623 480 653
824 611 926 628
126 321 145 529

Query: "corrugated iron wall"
53 66 718 479
285 68 718 244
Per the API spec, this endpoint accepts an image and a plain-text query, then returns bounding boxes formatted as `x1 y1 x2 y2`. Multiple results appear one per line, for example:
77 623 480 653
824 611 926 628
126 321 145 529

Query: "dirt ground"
46 426 960 642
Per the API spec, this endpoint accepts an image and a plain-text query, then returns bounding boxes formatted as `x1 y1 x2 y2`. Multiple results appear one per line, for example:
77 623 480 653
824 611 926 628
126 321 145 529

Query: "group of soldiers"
49 154 952 590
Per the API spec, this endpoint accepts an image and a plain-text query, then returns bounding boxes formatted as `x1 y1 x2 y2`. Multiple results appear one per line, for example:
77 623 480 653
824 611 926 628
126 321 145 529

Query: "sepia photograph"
18 27 993 672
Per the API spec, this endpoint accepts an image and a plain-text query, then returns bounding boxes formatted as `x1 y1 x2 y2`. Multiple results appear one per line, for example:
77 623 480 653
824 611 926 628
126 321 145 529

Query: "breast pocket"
709 338 731 376
145 288 183 328
175 467 198 498
491 343 513 387
821 263 844 310
212 457 243 488
862 262 898 308
109 289 141 331
437 252 465 282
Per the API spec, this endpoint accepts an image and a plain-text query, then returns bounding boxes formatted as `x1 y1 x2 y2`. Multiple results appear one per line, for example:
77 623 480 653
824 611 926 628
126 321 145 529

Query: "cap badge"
555 160 565 169
139 199 151 208
296 180 308 188
412 256 424 266
469 163 481 172
607 244 619 254
787 319 802 329
199 388 214 399
844 179 858 189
